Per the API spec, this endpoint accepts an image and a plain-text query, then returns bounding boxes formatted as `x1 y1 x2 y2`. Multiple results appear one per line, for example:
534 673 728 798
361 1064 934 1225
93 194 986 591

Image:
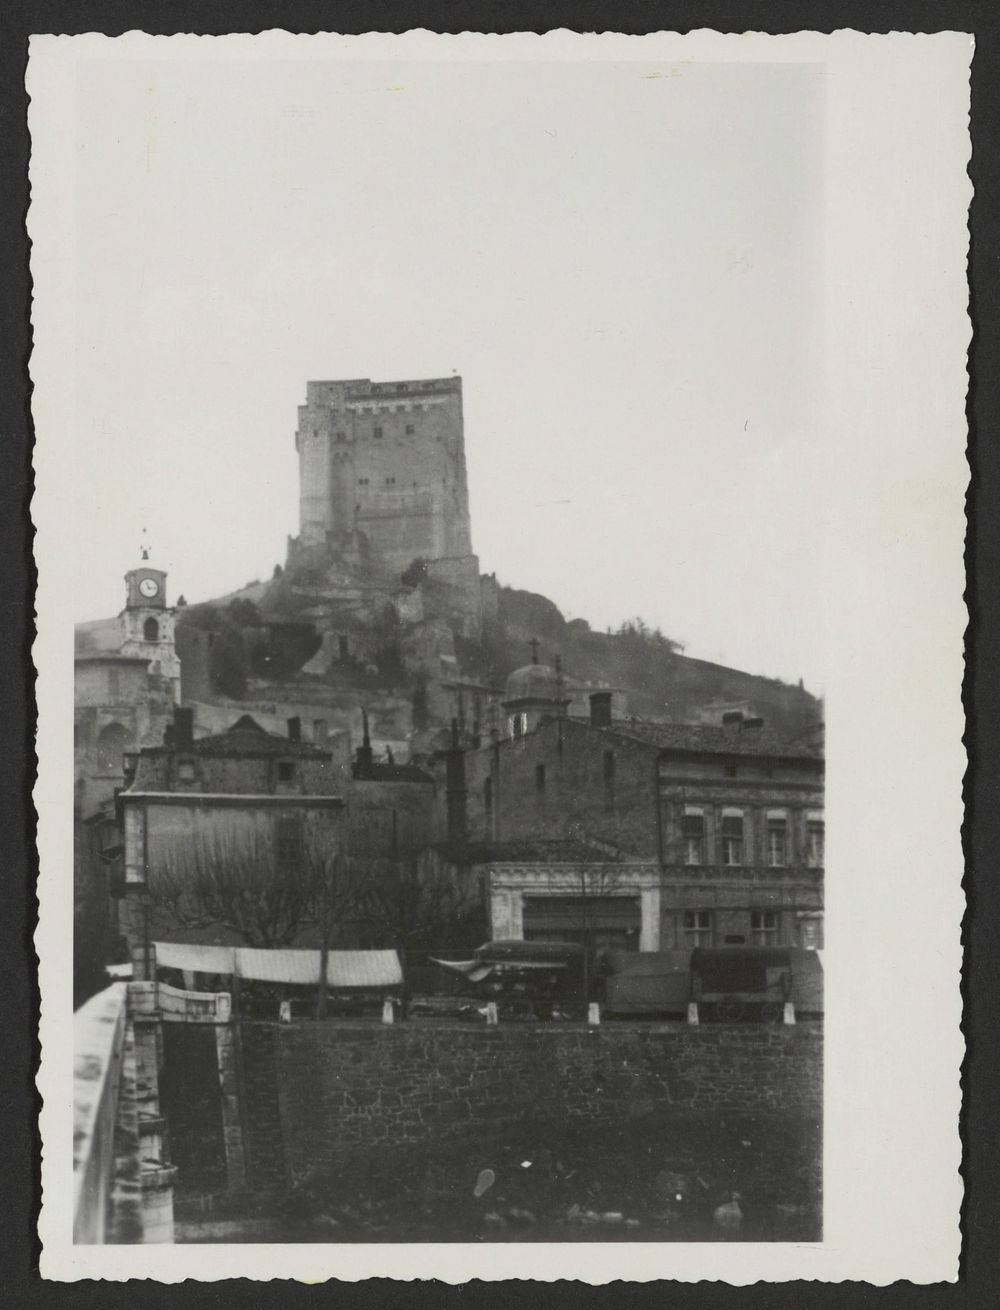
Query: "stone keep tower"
295 376 474 575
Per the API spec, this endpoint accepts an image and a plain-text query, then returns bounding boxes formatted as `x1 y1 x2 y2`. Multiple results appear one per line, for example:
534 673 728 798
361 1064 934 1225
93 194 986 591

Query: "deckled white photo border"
30 28 970 1284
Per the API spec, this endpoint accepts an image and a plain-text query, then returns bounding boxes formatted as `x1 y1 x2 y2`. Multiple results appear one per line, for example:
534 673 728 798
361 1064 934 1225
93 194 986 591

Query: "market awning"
431 959 494 983
432 954 570 978
154 942 237 976
153 942 402 988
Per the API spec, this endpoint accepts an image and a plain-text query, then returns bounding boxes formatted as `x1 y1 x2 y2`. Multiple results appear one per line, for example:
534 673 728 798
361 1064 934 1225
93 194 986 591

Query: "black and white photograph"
30 29 967 1284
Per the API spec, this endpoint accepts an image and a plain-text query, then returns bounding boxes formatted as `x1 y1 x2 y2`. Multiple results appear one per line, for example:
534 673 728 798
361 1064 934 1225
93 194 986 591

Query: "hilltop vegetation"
177 564 820 737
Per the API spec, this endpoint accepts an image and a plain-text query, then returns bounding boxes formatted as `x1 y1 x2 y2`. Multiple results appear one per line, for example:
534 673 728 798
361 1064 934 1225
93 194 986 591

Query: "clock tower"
120 562 181 702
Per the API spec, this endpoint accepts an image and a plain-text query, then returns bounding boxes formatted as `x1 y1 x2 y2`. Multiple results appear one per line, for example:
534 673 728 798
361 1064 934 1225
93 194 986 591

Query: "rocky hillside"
177 563 821 739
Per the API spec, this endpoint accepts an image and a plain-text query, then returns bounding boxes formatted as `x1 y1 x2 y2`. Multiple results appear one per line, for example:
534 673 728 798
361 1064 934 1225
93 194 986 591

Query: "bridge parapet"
74 981 228 1243
73 985 129 1243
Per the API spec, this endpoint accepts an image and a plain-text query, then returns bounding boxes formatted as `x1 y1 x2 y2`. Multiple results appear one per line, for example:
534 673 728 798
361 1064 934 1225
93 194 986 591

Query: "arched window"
143 617 159 642
96 721 129 774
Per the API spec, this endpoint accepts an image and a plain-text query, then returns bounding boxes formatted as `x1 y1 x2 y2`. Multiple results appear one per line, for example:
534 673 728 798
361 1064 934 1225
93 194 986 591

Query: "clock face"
138 577 160 599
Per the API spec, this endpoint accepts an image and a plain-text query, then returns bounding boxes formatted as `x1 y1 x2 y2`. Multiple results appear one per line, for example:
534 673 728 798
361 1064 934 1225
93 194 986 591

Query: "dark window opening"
277 760 296 783
724 762 738 778
96 722 129 775
143 617 160 642
721 814 744 866
767 817 788 867
373 425 383 439
806 820 825 868
751 910 780 945
683 910 713 947
483 777 493 820
405 423 415 435
535 764 546 792
682 812 705 866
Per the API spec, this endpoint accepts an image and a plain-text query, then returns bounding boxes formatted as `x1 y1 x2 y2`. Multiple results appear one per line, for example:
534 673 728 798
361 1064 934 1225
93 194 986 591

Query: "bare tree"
353 848 482 1012
147 826 358 952
354 848 475 950
569 862 629 1005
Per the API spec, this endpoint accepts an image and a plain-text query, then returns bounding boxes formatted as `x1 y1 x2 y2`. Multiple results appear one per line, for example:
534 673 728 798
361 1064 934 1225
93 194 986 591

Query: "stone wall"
228 1022 821 1189
296 377 472 574
463 718 661 857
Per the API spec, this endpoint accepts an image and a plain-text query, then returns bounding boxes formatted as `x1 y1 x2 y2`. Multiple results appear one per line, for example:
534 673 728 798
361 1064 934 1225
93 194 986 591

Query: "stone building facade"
455 705 824 952
119 709 345 976
74 564 184 997
349 712 437 861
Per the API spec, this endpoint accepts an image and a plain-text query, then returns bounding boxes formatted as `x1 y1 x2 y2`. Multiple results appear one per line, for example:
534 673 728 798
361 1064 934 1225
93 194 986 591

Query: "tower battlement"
296 375 473 577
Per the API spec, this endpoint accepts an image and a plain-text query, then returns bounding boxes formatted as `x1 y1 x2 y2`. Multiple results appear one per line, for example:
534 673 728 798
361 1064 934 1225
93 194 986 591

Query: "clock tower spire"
120 544 181 702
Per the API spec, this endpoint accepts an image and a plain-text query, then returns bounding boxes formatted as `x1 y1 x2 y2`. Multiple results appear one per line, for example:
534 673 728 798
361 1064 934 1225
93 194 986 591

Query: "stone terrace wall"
232 1023 822 1189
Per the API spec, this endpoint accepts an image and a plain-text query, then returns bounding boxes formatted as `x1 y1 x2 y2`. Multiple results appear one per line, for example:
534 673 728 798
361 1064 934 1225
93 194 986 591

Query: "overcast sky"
72 53 824 690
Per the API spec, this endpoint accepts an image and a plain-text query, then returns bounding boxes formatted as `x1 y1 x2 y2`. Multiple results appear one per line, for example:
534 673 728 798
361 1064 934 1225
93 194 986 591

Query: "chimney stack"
287 715 301 742
174 706 194 750
722 710 744 727
354 708 375 777
445 722 468 850
589 691 613 728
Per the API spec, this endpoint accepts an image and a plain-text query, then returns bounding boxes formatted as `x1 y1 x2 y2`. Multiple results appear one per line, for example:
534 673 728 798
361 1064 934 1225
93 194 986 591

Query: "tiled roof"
74 651 149 665
74 616 123 654
189 714 328 758
602 719 824 760
354 762 434 784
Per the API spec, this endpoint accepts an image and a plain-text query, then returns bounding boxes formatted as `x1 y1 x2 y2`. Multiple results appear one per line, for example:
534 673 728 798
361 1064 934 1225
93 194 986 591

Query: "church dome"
504 660 564 705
